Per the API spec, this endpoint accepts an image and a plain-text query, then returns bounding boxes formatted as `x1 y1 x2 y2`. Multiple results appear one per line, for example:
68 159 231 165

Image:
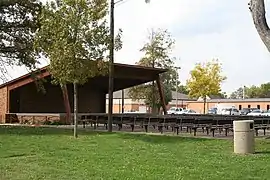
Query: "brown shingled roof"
0 63 167 89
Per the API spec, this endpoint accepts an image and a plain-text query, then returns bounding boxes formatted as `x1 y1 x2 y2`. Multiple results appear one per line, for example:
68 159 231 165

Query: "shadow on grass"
117 132 212 144
256 151 270 155
0 126 216 144
0 125 116 136
0 126 213 142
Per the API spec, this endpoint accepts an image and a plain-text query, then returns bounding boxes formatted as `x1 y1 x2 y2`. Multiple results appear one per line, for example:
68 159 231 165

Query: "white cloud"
5 0 270 95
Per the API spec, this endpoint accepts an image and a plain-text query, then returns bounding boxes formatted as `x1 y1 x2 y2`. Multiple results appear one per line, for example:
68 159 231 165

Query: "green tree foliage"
35 0 122 137
230 87 244 99
171 85 189 95
35 0 122 85
230 83 270 99
128 29 178 114
217 91 228 99
258 83 270 97
0 0 41 81
186 59 226 113
246 85 261 98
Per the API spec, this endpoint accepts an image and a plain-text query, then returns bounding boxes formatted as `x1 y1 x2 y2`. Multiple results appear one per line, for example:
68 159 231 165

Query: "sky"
5 0 270 94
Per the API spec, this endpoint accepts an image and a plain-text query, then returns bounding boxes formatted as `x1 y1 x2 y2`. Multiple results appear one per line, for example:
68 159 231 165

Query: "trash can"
233 120 255 154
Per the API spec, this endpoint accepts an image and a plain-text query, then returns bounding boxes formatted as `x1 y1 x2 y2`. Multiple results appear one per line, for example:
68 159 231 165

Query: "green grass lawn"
0 126 269 180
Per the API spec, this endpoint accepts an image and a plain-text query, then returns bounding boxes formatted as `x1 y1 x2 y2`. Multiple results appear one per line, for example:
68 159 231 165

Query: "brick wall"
111 104 140 113
0 86 8 123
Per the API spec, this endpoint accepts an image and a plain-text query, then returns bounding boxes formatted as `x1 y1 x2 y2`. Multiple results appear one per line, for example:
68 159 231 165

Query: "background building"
187 97 270 113
106 89 194 113
106 91 270 114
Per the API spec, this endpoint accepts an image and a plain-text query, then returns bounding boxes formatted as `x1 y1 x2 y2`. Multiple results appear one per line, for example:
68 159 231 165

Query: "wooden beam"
114 72 155 80
6 89 10 113
156 75 167 115
8 71 50 90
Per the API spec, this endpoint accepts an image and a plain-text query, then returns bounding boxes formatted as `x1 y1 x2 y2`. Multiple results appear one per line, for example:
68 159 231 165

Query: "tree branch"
249 0 270 52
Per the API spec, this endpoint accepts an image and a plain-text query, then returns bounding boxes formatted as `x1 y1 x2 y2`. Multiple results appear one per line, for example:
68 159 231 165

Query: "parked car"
208 108 217 114
216 104 236 114
250 108 260 112
262 110 270 116
247 109 263 116
221 108 240 115
167 107 183 115
180 109 198 114
240 108 252 115
125 111 142 114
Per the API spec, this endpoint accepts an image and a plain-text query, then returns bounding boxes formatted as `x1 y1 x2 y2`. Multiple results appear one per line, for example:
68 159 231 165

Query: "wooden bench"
254 118 270 136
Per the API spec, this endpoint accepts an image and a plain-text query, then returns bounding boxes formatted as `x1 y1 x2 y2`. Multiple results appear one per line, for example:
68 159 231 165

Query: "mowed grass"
0 126 269 180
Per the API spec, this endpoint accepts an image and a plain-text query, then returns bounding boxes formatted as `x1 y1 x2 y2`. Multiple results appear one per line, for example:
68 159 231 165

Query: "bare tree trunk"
249 0 270 52
73 82 78 138
156 76 167 115
203 97 206 114
152 106 159 114
61 84 71 124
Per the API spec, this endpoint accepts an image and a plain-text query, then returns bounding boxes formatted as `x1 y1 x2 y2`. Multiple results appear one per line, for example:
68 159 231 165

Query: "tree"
249 0 270 52
245 85 261 98
35 0 122 137
230 87 244 99
186 59 226 114
257 82 270 97
0 0 41 81
230 83 270 99
128 29 178 114
247 83 270 98
217 91 227 99
171 84 189 95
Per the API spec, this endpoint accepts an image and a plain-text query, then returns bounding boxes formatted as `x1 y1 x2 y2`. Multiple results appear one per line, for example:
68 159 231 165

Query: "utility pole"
176 68 178 108
108 0 114 132
243 85 246 99
176 87 178 108
108 0 151 127
151 29 155 114
175 66 180 108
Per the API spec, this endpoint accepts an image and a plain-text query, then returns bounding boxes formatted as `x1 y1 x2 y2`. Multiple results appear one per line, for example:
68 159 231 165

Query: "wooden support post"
6 89 10 114
121 89 124 113
156 75 167 115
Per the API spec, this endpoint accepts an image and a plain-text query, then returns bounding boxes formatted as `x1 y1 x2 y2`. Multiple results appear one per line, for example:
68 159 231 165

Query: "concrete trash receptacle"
233 120 255 154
